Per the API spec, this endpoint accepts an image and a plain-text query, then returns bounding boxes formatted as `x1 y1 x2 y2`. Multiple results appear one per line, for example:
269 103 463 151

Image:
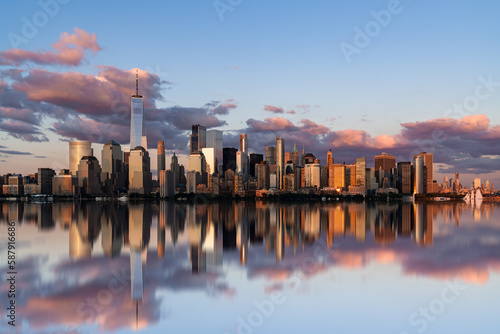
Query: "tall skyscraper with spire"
130 70 147 150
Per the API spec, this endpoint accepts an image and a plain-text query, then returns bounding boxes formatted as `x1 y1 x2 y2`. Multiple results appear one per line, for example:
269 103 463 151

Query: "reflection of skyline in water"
0 201 499 333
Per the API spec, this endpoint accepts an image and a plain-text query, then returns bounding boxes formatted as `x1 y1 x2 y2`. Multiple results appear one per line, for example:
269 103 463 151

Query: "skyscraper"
355 157 366 187
206 130 223 173
397 161 412 194
157 141 165 173
130 70 147 150
291 144 300 167
77 156 102 195
69 141 93 176
170 152 180 189
129 147 152 194
276 137 285 189
223 147 237 172
414 152 434 193
101 140 125 192
265 146 276 165
190 124 206 154
374 152 396 172
414 155 424 194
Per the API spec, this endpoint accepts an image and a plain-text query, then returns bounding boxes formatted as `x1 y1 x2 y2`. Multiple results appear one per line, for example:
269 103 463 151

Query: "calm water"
0 201 499 334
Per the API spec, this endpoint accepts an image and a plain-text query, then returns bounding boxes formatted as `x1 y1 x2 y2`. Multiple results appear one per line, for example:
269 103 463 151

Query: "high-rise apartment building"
265 146 276 165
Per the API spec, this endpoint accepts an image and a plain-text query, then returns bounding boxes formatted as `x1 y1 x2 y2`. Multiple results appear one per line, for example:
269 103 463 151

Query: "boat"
434 197 451 201
118 195 129 202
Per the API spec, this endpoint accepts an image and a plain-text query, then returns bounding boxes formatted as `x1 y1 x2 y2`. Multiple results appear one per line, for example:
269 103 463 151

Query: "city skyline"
1 1 500 187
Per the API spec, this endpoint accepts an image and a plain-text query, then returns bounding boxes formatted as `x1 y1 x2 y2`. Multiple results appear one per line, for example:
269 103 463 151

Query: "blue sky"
1 0 499 186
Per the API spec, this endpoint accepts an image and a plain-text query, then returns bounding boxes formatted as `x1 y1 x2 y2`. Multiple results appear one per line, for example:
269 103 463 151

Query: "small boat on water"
118 195 129 202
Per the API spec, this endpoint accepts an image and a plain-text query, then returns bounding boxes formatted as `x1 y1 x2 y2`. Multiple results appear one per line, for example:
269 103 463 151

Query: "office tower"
202 147 216 175
355 157 366 187
474 178 481 189
236 151 247 181
333 164 346 190
303 153 316 165
69 141 93 175
52 169 78 196
159 170 175 197
240 134 248 154
190 124 206 154
304 160 321 188
206 130 223 173
486 180 490 191
397 161 412 194
189 152 207 185
265 146 276 164
129 147 153 194
101 140 125 192
37 168 55 194
170 152 180 189
256 161 270 190
157 141 165 173
249 153 263 177
77 156 102 195
285 152 291 163
291 144 300 166
414 155 424 194
130 70 147 150
454 172 460 192
186 171 197 193
345 164 356 187
276 137 285 189
414 152 434 193
327 150 334 166
223 147 237 172
374 152 396 172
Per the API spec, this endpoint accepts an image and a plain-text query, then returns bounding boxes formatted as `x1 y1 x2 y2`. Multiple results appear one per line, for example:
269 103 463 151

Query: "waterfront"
1 201 499 334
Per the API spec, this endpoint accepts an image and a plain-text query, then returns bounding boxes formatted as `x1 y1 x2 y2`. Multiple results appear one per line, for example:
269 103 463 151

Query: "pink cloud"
0 28 101 66
264 105 284 114
247 117 295 131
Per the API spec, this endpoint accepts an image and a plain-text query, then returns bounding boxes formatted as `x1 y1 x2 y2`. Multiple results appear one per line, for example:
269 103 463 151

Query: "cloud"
205 99 238 115
264 105 284 114
0 107 40 125
0 120 48 142
0 28 100 66
0 150 33 155
237 114 500 176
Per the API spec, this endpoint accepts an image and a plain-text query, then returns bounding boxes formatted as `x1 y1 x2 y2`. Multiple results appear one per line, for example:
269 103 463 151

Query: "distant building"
375 152 396 172
101 140 125 193
276 137 285 190
170 152 180 189
256 161 269 190
129 146 152 194
69 141 92 176
159 170 175 197
223 147 237 172
265 146 276 165
206 130 223 173
397 162 412 194
249 153 263 177
52 169 78 196
77 156 102 195
414 155 424 194
190 124 206 154
355 157 366 187
157 141 166 174
38 168 56 195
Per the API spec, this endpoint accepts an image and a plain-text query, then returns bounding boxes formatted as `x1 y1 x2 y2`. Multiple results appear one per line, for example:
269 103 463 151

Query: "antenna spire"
135 69 139 96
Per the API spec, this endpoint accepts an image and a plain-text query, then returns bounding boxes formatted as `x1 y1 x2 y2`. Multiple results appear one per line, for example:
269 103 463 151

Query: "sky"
0 0 499 187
